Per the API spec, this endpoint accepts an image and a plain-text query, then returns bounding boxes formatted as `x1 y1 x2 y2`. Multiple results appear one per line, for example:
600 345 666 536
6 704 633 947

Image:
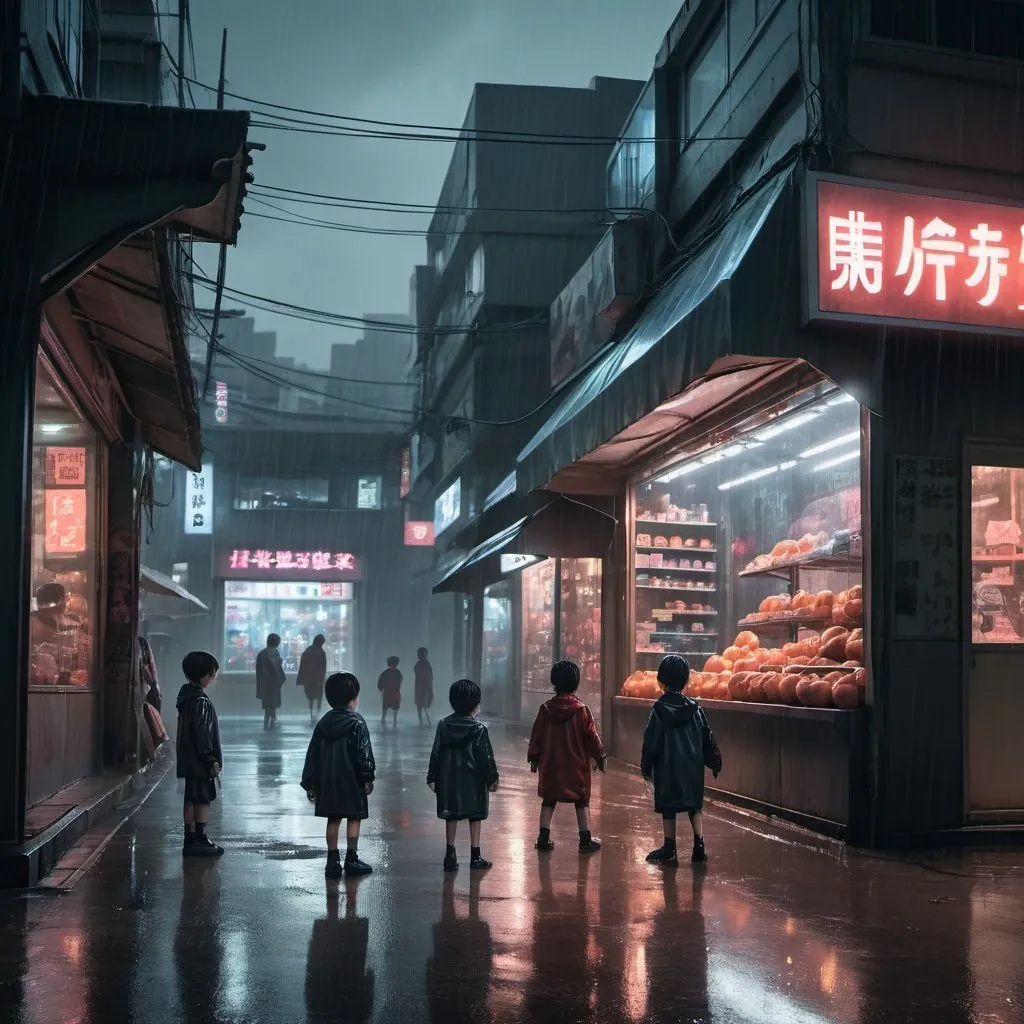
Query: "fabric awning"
433 493 615 594
515 169 880 494
140 566 209 611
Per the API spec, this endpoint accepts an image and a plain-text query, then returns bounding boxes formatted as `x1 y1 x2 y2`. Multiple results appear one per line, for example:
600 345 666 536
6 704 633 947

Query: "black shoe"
343 857 372 877
325 859 344 879
579 836 602 853
470 855 492 870
184 835 224 857
535 835 555 852
443 853 459 873
692 838 707 863
646 843 678 867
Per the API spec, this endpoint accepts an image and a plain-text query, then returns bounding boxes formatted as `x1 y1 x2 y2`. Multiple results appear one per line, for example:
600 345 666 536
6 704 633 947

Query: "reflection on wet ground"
0 713 1022 1022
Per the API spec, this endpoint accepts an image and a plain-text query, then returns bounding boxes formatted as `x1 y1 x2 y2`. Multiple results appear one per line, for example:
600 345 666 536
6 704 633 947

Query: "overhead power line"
214 343 417 387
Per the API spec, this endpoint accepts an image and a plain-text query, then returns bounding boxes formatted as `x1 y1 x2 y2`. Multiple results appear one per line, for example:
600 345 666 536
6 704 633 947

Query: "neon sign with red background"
222 549 361 581
807 175 1024 333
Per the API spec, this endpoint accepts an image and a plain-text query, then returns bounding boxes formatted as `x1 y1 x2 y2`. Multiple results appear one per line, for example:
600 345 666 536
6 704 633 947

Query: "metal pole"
202 30 229 398
177 0 186 106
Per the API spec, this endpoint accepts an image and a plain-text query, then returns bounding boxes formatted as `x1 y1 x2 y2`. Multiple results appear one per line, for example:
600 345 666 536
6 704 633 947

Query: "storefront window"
223 581 353 673
971 464 1024 643
625 386 866 708
481 581 513 715
29 357 100 688
560 558 603 724
520 559 555 716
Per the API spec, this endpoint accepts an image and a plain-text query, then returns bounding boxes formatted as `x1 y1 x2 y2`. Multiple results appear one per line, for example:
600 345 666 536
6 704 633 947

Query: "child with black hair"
641 655 722 866
176 651 224 857
528 660 607 853
377 655 402 728
301 672 376 878
427 679 499 873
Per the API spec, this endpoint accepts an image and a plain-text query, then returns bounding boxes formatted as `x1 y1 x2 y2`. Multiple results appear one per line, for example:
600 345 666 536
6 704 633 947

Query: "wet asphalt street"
1 712 1023 1023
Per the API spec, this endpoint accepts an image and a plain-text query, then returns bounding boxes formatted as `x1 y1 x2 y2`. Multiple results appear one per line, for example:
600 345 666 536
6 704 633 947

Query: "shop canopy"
433 492 615 594
515 168 878 494
140 566 209 612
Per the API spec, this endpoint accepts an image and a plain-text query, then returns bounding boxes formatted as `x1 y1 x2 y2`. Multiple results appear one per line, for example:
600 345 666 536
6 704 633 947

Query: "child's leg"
574 805 590 833
469 819 491 868
445 820 459 847
575 802 601 851
469 819 481 847
391 709 398 727
688 810 703 839
663 812 677 842
346 818 361 852
538 803 556 831
183 798 196 827
326 818 341 852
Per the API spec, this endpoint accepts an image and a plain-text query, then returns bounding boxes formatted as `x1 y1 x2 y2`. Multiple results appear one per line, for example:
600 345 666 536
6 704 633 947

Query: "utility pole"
177 0 187 106
202 28 229 399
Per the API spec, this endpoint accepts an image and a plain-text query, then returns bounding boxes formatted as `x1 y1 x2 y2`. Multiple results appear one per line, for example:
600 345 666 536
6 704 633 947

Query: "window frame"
681 14 729 144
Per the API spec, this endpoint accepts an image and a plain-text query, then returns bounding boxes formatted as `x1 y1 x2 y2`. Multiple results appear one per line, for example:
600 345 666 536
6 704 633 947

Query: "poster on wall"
434 478 462 536
892 455 958 639
400 447 411 498
185 464 214 535
357 476 382 510
215 381 229 423
45 447 86 487
44 488 87 555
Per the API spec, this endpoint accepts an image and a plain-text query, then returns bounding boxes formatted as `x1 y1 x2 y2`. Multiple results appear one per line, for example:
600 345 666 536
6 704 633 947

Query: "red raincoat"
527 694 606 804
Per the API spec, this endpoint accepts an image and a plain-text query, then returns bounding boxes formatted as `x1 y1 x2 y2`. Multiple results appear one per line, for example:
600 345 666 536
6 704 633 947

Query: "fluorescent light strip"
813 449 860 472
753 411 818 443
827 392 857 406
38 424 65 435
799 430 860 459
722 444 745 458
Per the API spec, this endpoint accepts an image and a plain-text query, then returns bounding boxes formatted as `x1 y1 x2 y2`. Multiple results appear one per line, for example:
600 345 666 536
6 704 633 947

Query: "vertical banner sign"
215 381 229 423
44 489 87 555
892 456 958 639
185 464 214 535
400 447 411 498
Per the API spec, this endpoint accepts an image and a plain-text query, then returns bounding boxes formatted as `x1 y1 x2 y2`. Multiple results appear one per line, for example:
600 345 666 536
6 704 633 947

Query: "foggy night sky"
187 0 682 368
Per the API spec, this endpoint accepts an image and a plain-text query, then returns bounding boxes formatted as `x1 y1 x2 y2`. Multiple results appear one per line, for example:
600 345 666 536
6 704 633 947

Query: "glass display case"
482 580 513 714
223 581 353 673
28 356 100 689
623 385 866 710
560 557 603 723
971 464 1024 643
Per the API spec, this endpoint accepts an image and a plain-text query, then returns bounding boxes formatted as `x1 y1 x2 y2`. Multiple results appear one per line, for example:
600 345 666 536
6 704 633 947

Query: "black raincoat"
175 683 222 780
426 715 499 821
301 708 376 819
640 692 722 815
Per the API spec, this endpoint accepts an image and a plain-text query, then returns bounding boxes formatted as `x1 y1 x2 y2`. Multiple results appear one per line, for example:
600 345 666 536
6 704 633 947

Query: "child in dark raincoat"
527 660 606 853
297 634 328 723
377 655 402 728
301 673 376 878
176 651 224 857
641 655 722 866
255 633 286 730
427 679 500 873
414 647 434 726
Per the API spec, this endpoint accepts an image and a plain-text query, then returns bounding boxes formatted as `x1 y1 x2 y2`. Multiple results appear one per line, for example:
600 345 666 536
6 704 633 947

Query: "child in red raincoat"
377 656 402 728
527 660 607 853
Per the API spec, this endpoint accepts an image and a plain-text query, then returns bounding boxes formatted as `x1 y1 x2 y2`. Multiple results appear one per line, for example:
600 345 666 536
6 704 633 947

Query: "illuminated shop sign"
215 381 228 423
808 174 1024 334
224 580 353 601
45 447 86 486
357 476 382 510
44 489 87 555
404 521 435 547
434 478 461 536
223 549 361 581
500 553 541 574
185 464 213 535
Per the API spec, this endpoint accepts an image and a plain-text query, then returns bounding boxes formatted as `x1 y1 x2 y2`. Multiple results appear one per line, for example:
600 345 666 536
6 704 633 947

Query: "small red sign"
404 521 435 547
45 488 87 555
45 447 87 487
810 176 1024 333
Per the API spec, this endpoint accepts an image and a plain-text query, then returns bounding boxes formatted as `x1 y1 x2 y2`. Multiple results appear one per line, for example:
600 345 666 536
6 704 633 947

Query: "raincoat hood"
542 693 587 724
437 715 484 748
176 682 207 709
316 708 364 740
653 691 700 727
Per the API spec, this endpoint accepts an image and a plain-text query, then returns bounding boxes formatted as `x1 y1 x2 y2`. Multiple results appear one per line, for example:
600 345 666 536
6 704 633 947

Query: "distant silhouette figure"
377 656 402 728
256 633 286 730
298 634 328 723
414 647 434 726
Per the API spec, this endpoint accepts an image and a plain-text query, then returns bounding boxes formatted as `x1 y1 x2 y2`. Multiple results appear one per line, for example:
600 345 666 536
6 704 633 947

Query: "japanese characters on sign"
215 382 228 424
400 447 411 499
44 489 87 556
403 521 435 547
184 464 214 536
500 553 541 574
224 549 361 581
45 447 87 487
809 176 1024 333
892 456 958 640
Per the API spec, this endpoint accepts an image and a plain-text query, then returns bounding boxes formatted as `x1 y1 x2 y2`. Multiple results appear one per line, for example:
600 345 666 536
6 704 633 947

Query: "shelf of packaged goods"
636 565 717 574
636 585 717 594
635 520 718 529
646 631 717 639
636 545 718 554
654 609 717 617
737 614 834 632
738 550 862 580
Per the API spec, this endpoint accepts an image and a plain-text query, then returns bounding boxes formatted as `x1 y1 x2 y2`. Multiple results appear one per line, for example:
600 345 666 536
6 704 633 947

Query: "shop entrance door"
967 452 1024 820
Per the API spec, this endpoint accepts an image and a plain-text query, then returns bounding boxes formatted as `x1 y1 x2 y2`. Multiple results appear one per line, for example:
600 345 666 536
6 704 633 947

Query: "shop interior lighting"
38 423 65 435
722 444 746 458
701 452 725 465
813 449 860 472
752 411 818 443
971 494 1001 509
718 461 796 491
656 461 702 484
799 430 861 460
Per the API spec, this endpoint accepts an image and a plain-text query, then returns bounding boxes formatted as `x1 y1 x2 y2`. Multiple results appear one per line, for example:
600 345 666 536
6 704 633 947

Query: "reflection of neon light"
753 411 818 442
718 462 797 492
800 430 860 459
709 959 839 1024
813 450 860 472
